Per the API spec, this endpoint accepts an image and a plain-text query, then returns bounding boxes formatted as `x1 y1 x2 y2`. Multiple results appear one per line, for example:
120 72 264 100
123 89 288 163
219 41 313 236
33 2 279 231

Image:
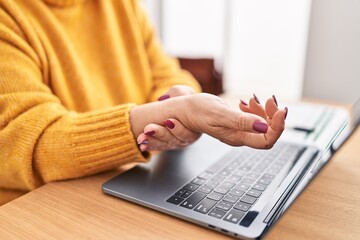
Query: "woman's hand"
137 118 201 151
238 94 288 148
169 93 287 149
137 85 201 152
130 93 287 151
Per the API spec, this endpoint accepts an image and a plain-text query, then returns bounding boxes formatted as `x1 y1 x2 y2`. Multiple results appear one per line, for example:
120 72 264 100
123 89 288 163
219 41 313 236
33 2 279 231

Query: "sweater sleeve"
0 14 147 192
132 1 202 102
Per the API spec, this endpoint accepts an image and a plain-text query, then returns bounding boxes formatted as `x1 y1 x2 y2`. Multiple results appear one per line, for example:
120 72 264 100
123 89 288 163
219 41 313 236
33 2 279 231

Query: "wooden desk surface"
1 130 360 239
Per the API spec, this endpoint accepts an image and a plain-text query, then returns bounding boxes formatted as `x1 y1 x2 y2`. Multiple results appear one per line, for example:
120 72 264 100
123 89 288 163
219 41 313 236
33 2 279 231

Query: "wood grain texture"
0 130 359 239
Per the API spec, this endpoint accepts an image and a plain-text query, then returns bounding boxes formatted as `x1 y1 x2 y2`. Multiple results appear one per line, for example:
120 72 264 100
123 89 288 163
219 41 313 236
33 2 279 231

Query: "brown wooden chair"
178 58 223 95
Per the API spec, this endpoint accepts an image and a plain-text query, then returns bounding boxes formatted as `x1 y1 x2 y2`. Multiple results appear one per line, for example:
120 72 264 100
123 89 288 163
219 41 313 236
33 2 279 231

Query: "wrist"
129 98 181 138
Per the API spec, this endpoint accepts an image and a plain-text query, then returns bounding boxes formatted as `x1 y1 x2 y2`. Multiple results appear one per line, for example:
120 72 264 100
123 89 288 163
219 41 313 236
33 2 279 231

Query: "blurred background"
140 0 359 103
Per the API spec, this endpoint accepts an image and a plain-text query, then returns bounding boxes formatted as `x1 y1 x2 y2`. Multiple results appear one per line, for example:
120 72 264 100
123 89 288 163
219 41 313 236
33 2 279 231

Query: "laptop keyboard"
166 143 305 226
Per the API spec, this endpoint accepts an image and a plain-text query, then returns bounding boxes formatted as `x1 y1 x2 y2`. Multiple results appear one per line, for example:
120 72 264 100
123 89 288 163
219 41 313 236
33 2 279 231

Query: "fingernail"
272 95 278 106
138 139 149 145
253 93 260 104
164 119 175 129
253 120 268 133
140 146 150 152
145 130 155 136
157 94 170 101
284 107 288 120
240 99 248 106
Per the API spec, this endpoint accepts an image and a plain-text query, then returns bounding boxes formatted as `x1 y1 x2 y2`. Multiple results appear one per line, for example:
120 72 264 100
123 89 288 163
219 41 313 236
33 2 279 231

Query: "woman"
0 0 287 204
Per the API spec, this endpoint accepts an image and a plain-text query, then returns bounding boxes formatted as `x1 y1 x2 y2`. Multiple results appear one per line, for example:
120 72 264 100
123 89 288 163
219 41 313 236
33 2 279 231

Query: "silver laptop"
102 99 359 239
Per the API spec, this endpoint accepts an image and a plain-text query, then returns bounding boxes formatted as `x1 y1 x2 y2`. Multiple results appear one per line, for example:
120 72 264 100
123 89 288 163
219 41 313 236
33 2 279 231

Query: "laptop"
102 99 360 239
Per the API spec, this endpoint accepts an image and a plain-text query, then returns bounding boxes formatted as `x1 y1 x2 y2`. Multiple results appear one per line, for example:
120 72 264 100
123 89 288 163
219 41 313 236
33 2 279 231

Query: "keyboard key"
241 178 256 185
167 196 184 205
252 168 265 174
233 170 247 178
267 168 280 174
229 189 245 197
198 185 213 194
240 211 259 227
227 175 242 183
207 192 223 201
216 201 233 211
221 181 236 188
246 173 261 179
223 165 237 172
234 202 251 212
262 173 275 179
219 169 231 176
204 180 219 189
174 189 186 197
240 195 257 205
234 183 250 191
180 192 206 209
214 186 230 195
222 194 239 204
198 171 213 180
180 191 192 198
253 183 267 191
191 178 206 186
211 175 226 182
209 208 227 219
183 183 199 192
224 209 245 224
258 178 272 185
238 166 252 172
246 189 262 198
194 198 217 214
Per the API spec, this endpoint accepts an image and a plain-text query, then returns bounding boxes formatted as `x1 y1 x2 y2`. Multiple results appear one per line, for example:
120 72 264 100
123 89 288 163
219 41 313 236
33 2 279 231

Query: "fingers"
228 94 287 148
265 95 279 120
233 108 287 149
137 119 201 152
222 110 269 134
240 94 280 123
239 94 267 119
163 118 201 143
157 85 195 101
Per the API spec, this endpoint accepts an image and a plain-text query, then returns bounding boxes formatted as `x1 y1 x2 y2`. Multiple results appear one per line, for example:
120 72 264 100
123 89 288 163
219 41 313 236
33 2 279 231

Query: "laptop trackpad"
103 135 231 203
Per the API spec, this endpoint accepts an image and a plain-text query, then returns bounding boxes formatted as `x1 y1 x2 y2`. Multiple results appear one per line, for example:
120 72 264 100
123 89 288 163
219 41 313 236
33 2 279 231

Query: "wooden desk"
1 128 360 239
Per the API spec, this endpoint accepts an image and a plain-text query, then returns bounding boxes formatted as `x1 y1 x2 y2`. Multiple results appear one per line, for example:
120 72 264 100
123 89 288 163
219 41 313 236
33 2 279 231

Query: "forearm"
130 93 226 138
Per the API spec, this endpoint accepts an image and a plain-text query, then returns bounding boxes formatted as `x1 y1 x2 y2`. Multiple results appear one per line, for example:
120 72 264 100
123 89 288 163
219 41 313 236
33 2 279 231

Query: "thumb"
225 110 269 134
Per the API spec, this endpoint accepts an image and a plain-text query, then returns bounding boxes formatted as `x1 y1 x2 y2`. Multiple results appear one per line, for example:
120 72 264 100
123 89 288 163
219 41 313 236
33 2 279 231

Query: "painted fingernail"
253 120 268 133
157 94 170 101
253 93 260 104
272 95 278 106
145 130 155 136
164 119 175 129
240 99 248 106
138 139 149 145
284 107 288 120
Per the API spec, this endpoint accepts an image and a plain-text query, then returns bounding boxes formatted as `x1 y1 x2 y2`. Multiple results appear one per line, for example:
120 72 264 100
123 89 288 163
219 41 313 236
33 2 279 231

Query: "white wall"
224 0 312 101
142 0 312 101
161 0 225 62
140 0 163 37
303 0 360 103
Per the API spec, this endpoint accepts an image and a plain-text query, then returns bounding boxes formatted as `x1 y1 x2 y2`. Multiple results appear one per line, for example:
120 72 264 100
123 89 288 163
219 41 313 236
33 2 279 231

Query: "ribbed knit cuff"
72 104 149 175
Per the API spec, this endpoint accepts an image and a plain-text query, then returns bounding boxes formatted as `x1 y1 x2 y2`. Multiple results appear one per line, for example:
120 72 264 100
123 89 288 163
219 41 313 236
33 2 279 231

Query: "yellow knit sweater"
0 0 200 205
